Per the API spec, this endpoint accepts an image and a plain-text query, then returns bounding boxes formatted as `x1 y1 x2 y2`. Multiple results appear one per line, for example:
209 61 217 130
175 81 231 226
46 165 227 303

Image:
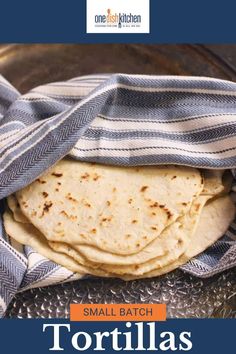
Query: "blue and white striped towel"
0 73 236 316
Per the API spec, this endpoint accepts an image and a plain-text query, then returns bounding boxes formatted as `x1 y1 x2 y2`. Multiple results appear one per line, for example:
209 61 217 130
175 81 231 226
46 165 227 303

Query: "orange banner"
70 304 166 322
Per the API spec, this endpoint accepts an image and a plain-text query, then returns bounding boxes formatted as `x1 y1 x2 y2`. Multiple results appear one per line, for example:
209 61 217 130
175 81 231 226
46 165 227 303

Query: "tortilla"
201 170 224 195
16 159 203 255
201 170 232 196
3 210 111 278
7 195 29 223
7 191 185 268
7 193 186 266
48 241 103 269
10 168 223 268
57 227 178 266
48 194 210 276
3 194 235 281
122 195 235 280
54 170 224 266
96 195 210 275
5 161 234 280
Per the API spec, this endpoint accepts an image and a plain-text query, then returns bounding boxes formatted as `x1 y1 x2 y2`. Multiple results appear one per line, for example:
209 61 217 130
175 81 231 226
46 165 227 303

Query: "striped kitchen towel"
0 73 236 316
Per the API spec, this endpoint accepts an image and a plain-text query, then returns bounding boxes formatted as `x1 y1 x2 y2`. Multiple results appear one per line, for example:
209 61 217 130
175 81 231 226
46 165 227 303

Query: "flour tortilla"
11 169 223 267
97 195 210 275
56 170 225 266
122 195 235 280
50 195 210 276
46 193 234 278
201 170 232 196
7 192 189 268
7 193 187 266
201 170 224 195
48 241 103 269
3 210 111 278
4 194 235 281
16 160 203 255
7 195 29 223
61 227 178 265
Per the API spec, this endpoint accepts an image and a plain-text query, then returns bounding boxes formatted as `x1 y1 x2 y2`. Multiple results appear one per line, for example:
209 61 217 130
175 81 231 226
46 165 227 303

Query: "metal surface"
1 44 236 93
1 44 236 318
5 270 236 319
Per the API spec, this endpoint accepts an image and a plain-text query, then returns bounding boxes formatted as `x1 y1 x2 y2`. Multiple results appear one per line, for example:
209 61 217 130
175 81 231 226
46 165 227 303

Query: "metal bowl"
1 44 235 318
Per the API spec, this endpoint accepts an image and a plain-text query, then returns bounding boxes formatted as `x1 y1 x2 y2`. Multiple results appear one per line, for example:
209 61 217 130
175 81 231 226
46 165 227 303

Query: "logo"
94 8 142 29
86 0 150 33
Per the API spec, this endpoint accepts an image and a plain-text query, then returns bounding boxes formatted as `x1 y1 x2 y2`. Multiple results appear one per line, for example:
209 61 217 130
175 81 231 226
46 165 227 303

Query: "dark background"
0 0 236 42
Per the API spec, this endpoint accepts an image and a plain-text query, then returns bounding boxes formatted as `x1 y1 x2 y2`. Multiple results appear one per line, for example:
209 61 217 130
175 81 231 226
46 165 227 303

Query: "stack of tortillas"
4 159 235 280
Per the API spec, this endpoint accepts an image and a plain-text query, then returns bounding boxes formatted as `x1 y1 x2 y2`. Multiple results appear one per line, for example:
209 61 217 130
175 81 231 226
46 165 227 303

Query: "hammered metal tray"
1 44 236 318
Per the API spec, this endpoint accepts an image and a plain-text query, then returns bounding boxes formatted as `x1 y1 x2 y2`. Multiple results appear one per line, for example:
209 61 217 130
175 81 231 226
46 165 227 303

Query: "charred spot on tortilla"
151 226 158 230
36 178 47 184
81 173 89 180
51 173 63 178
66 193 78 203
93 174 101 181
60 210 69 218
43 201 53 213
150 202 159 208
